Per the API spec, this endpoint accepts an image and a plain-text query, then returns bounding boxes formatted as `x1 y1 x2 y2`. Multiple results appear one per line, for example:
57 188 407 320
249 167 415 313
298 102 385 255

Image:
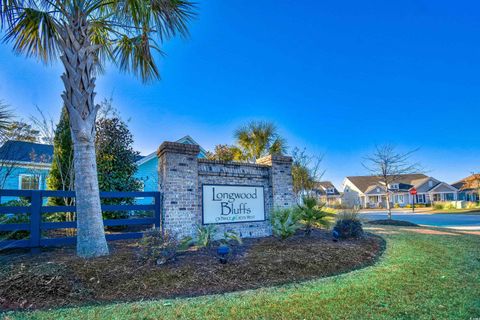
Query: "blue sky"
0 0 479 188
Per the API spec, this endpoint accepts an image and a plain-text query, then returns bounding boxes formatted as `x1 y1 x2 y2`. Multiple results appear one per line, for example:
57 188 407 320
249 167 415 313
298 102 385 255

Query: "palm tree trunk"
59 17 108 258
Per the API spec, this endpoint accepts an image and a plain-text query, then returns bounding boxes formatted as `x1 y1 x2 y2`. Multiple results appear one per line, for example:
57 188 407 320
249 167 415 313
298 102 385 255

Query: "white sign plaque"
202 185 265 224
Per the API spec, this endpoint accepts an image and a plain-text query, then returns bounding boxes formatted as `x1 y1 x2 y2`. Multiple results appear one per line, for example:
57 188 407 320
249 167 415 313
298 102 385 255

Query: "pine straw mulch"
0 229 384 311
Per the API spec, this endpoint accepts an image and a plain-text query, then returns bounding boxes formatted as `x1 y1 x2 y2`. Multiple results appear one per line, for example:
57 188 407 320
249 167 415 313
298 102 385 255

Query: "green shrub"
405 204 411 208
466 201 478 209
445 202 455 210
394 203 400 208
0 200 31 240
138 229 182 265
297 196 334 235
333 210 364 239
433 202 445 210
271 208 301 240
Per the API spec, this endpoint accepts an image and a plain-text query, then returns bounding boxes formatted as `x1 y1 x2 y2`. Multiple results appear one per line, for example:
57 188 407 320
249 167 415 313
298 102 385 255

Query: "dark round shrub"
333 219 364 239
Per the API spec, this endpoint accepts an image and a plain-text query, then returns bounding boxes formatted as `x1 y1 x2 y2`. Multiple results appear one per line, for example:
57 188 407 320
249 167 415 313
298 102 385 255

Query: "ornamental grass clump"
333 209 364 240
271 208 301 240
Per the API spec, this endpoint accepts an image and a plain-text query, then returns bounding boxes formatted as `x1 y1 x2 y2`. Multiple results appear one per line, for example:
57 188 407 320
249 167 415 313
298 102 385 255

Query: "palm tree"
0 0 195 258
234 121 286 162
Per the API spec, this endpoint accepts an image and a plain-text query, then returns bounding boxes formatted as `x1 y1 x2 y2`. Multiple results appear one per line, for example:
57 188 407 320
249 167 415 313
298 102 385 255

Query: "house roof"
136 135 207 165
0 140 53 163
451 174 480 190
313 181 340 195
346 174 428 193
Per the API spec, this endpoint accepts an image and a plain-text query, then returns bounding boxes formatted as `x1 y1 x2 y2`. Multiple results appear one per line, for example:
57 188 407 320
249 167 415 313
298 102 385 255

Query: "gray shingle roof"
313 181 340 195
346 174 428 193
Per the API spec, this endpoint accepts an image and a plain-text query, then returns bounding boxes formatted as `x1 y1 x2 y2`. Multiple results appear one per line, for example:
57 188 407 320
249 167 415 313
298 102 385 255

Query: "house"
311 181 341 206
134 136 207 203
0 141 52 202
341 174 459 208
451 174 479 202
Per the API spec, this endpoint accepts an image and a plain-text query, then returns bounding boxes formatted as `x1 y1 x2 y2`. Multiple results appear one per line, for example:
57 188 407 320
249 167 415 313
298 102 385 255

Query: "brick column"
157 142 200 238
256 155 295 209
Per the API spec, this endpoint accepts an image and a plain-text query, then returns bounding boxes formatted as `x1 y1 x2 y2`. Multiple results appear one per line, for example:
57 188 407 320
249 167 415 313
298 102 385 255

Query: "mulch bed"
367 219 419 227
0 229 384 311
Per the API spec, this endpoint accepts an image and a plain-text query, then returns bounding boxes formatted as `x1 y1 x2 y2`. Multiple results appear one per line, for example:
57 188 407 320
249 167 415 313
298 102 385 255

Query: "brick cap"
256 154 293 165
157 141 200 157
198 158 270 168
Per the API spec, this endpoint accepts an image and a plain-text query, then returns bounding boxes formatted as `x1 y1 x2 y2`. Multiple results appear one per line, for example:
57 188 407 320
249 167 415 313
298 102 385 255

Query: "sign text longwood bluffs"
202 185 265 224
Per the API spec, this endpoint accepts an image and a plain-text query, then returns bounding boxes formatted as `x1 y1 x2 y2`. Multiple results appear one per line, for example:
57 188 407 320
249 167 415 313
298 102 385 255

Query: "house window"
428 180 433 188
327 187 335 194
389 183 399 190
432 194 441 202
444 193 454 201
369 196 379 203
416 194 426 203
19 174 40 190
396 195 404 203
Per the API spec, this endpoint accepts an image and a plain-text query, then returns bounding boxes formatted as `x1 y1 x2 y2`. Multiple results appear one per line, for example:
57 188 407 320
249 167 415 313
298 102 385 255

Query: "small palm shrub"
220 230 243 245
271 208 301 240
297 196 335 235
333 209 364 239
195 224 217 248
138 229 182 265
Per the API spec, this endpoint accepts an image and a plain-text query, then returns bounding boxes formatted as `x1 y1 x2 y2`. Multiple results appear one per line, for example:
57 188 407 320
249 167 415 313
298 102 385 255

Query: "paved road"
360 211 480 230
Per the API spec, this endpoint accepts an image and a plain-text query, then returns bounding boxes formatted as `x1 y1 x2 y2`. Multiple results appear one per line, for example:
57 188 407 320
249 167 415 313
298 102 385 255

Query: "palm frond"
3 6 60 62
149 0 196 39
89 18 115 72
113 32 162 82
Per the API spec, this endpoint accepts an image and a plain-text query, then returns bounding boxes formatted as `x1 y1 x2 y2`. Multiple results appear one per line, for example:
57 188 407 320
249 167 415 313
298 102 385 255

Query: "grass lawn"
430 209 480 215
5 226 480 320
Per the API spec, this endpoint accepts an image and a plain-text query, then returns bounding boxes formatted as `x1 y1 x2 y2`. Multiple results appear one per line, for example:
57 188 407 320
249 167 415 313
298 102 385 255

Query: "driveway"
360 211 480 230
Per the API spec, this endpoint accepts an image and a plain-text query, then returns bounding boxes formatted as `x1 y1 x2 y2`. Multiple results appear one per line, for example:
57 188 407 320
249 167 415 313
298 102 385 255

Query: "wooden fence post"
154 192 162 229
30 190 42 253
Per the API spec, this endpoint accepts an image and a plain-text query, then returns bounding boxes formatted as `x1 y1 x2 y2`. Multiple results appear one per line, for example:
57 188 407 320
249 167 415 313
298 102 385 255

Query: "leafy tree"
0 0 195 257
206 144 240 162
234 121 286 162
46 106 74 207
0 101 16 188
4 121 39 142
291 147 324 197
0 101 12 139
96 114 142 219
